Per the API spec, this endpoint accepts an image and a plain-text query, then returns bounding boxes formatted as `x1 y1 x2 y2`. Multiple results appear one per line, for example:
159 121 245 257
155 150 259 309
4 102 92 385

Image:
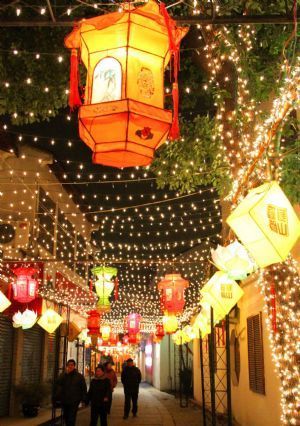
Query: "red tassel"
160 3 181 140
69 48 82 110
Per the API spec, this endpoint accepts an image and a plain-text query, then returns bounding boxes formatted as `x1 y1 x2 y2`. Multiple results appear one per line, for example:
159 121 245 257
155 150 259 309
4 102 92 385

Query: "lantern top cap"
158 273 189 288
64 0 188 50
92 266 118 277
13 266 37 276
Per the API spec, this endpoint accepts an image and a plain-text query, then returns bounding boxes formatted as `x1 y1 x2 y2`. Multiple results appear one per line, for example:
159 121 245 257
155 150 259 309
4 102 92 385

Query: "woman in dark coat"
88 365 111 426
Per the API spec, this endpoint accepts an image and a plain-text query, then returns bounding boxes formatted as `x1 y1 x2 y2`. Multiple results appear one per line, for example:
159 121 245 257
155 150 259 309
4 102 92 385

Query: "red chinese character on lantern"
158 273 189 314
12 267 38 303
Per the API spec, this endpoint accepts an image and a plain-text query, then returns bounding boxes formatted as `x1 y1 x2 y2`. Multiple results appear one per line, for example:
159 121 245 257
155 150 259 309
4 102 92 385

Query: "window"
247 313 265 394
92 57 122 104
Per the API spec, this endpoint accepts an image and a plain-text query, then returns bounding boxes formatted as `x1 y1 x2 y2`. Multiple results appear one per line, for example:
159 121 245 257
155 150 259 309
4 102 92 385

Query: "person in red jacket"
104 361 118 414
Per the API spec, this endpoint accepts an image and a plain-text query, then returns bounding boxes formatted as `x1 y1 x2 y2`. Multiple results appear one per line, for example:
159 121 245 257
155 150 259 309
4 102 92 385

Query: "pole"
226 315 232 426
199 330 206 426
199 331 207 426
209 307 216 426
168 334 173 391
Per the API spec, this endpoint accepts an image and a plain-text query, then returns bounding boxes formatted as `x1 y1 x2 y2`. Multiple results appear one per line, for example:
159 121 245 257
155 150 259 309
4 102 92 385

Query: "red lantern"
158 273 189 314
127 313 141 334
12 267 38 303
87 310 101 336
64 1 188 168
154 323 165 343
123 335 129 345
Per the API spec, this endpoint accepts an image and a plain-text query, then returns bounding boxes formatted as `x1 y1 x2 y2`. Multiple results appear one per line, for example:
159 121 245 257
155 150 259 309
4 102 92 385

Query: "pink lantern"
127 313 141 335
158 273 189 314
12 267 38 304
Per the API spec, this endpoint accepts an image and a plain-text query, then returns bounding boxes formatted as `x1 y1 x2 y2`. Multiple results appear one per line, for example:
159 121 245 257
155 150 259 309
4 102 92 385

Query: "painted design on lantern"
137 67 154 98
92 57 122 104
267 204 288 236
221 283 233 299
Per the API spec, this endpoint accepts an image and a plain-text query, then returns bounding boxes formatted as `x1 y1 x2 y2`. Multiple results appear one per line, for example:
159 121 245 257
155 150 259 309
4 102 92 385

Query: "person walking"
104 361 118 414
121 358 142 419
87 365 111 426
54 359 87 426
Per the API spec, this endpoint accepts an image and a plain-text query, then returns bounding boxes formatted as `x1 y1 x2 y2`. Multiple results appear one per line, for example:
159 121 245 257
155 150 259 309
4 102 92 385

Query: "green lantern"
92 266 118 313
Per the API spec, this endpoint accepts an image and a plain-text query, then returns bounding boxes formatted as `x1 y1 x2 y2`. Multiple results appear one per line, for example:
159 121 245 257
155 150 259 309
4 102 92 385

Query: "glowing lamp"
101 324 111 341
12 267 38 303
65 0 188 168
211 241 256 280
38 309 63 333
200 272 244 320
192 313 211 338
78 328 89 341
0 290 11 312
87 310 101 336
92 266 117 313
158 273 189 314
163 314 178 334
227 181 300 268
13 309 37 330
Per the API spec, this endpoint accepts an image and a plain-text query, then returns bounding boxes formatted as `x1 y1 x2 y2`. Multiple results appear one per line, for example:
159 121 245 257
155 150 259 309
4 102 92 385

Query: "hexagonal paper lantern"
0 290 11 313
227 181 300 268
158 273 189 314
87 310 101 336
37 309 63 333
12 267 38 303
92 266 117 313
64 0 188 168
162 313 178 334
200 271 244 320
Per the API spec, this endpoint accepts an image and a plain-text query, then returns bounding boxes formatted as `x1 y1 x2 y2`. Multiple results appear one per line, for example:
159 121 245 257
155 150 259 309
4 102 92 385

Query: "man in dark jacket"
121 358 142 419
87 365 111 426
54 359 87 426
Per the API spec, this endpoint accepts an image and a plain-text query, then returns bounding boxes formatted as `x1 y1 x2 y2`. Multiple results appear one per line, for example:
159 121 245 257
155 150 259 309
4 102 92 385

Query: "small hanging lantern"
0 290 11 313
172 329 186 345
200 271 244 320
162 313 178 334
128 332 141 345
227 181 300 268
192 312 211 338
101 324 111 342
211 241 256 280
87 310 101 336
64 0 188 168
37 308 63 333
158 273 189 314
182 325 196 342
154 323 165 343
12 267 38 303
13 309 37 330
92 266 117 313
127 313 141 335
79 328 89 341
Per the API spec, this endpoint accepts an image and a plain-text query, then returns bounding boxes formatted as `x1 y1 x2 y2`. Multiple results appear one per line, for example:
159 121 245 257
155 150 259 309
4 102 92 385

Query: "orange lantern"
158 273 189 314
87 310 101 336
64 0 188 168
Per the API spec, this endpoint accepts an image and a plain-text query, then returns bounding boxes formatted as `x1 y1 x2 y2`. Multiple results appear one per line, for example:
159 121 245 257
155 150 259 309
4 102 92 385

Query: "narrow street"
77 383 202 426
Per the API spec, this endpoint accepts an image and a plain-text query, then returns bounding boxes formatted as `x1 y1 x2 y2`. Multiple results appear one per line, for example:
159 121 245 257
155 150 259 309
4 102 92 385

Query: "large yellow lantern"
64 0 188 168
92 266 117 313
200 271 244 320
37 308 63 333
0 290 11 312
227 181 300 268
163 313 178 334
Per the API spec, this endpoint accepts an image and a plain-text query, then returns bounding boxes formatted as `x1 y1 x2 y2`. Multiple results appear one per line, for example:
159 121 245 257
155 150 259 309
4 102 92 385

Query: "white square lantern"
227 181 300 268
200 271 244 320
